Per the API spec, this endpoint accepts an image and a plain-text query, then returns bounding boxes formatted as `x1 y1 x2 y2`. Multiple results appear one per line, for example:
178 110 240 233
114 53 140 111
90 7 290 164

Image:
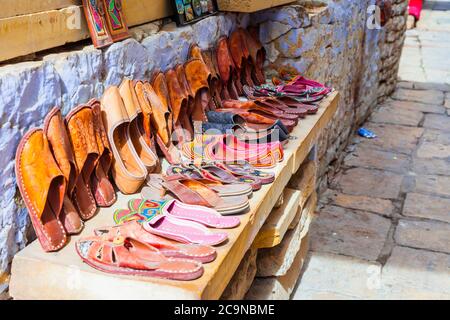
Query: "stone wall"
0 0 407 296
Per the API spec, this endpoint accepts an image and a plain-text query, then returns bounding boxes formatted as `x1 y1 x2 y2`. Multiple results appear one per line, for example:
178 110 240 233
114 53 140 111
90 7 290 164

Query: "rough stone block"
221 249 258 300
423 114 450 132
310 205 391 261
414 175 450 198
293 252 383 300
344 146 410 174
403 193 450 224
330 167 403 200
392 88 445 105
245 235 309 300
395 219 450 254
256 192 316 277
321 190 395 217
382 246 450 299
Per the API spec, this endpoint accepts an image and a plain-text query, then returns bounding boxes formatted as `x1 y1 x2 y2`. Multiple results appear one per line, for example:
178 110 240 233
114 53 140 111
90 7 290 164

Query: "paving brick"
310 205 391 261
385 99 445 114
344 146 410 174
331 167 403 200
360 123 424 155
395 219 450 254
370 105 423 126
293 252 383 300
382 246 450 299
445 93 450 109
322 190 395 217
403 193 450 223
392 88 445 105
416 129 450 159
414 175 450 197
423 114 450 131
413 157 450 176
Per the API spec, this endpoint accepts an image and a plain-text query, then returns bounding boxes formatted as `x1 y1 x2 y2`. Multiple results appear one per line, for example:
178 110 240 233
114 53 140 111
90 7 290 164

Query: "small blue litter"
358 127 377 139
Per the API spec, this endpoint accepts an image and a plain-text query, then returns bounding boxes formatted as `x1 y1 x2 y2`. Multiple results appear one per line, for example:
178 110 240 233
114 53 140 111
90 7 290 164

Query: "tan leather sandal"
101 86 147 194
119 78 160 173
16 129 68 252
44 107 84 234
66 105 99 221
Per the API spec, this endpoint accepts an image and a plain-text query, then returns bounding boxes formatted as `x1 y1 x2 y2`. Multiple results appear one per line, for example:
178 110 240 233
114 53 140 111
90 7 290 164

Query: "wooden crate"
0 0 173 63
217 0 295 13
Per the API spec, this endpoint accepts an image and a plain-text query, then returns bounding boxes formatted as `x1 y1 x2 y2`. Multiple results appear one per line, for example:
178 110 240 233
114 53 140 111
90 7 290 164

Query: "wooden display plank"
0 0 173 63
252 188 301 249
9 91 338 300
1 0 80 19
217 0 295 13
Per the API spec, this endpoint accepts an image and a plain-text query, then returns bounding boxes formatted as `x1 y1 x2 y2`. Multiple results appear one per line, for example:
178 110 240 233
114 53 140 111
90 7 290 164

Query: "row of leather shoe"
16 101 117 252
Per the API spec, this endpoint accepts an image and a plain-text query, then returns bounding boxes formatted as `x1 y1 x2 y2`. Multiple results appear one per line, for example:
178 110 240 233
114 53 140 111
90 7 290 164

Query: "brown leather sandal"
44 107 84 235
16 129 68 252
88 99 117 207
101 86 147 194
165 69 192 143
151 73 181 164
119 79 160 173
244 27 266 85
184 58 212 123
217 36 240 100
229 29 255 91
66 105 99 221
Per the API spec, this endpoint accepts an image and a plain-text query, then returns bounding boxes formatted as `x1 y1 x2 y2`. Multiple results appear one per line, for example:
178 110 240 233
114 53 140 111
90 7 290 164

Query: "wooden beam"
0 0 173 63
1 0 80 19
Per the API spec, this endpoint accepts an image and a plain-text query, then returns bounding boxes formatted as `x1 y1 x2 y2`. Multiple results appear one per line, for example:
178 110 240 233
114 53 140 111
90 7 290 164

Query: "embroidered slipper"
142 174 251 215
128 199 241 229
16 129 68 251
217 162 275 185
166 165 253 198
66 105 99 220
113 207 228 246
94 220 217 263
44 107 84 235
76 236 204 280
197 164 262 191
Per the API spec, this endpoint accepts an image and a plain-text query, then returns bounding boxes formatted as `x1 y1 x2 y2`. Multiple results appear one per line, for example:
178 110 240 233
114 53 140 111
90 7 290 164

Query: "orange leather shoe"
165 69 192 143
229 29 255 89
119 79 159 173
66 105 99 220
184 59 211 123
101 86 147 194
151 73 181 164
189 45 221 111
88 99 117 207
44 107 84 235
245 27 266 85
16 129 68 252
217 36 240 100
175 64 195 137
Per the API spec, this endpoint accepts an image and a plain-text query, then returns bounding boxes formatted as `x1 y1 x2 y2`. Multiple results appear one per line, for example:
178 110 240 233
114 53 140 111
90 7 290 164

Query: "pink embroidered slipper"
127 199 241 229
113 203 228 246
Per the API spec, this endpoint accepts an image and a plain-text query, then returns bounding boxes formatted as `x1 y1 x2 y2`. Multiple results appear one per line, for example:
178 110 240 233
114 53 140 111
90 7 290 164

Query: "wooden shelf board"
9 91 339 300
